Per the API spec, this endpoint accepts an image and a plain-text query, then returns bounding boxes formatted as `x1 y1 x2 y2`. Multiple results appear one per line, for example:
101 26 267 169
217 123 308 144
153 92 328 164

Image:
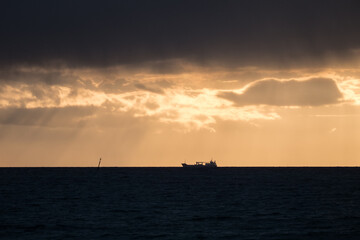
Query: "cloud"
1 1 360 69
218 78 343 106
134 83 164 94
0 67 78 85
0 106 96 127
329 128 337 133
0 79 280 131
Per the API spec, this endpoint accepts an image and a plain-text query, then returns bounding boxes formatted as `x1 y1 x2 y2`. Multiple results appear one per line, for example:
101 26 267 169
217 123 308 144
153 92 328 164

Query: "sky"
1 0 360 166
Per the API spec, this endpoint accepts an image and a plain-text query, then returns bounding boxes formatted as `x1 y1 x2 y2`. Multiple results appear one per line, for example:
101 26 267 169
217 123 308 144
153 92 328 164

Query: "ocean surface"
1 167 360 239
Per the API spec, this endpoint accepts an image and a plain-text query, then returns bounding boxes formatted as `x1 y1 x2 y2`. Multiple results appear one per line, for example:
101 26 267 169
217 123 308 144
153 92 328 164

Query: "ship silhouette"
181 159 217 168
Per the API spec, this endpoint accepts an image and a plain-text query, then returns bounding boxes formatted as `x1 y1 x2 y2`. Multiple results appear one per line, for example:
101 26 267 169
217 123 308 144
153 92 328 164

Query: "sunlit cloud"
2 65 360 132
338 78 360 105
218 78 343 106
0 81 280 131
329 128 337 134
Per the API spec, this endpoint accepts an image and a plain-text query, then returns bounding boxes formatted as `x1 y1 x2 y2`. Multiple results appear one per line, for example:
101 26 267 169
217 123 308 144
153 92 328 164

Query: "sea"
1 167 360 239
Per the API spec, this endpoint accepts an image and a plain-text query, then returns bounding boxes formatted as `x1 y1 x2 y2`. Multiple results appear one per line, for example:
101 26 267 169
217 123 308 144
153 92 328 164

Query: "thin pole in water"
98 157 102 169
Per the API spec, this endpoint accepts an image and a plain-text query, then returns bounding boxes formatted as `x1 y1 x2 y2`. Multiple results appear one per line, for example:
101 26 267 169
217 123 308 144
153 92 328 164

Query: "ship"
181 159 217 168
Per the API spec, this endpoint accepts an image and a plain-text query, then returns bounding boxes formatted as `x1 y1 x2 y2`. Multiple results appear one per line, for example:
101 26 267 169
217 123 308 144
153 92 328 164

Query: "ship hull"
182 163 217 168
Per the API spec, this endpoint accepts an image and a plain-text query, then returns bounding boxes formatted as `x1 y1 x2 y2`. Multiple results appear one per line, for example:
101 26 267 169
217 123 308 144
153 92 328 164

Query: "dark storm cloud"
1 0 360 68
0 68 78 85
218 78 343 106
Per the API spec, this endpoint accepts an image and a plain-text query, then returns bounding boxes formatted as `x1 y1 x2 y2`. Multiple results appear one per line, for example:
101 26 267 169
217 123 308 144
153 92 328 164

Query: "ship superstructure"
181 159 217 168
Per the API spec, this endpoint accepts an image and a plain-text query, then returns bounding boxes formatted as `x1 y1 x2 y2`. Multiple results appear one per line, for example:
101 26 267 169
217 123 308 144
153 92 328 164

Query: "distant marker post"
98 157 102 169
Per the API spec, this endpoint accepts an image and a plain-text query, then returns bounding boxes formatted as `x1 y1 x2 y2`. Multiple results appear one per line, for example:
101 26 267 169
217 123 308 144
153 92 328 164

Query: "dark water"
1 168 360 239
